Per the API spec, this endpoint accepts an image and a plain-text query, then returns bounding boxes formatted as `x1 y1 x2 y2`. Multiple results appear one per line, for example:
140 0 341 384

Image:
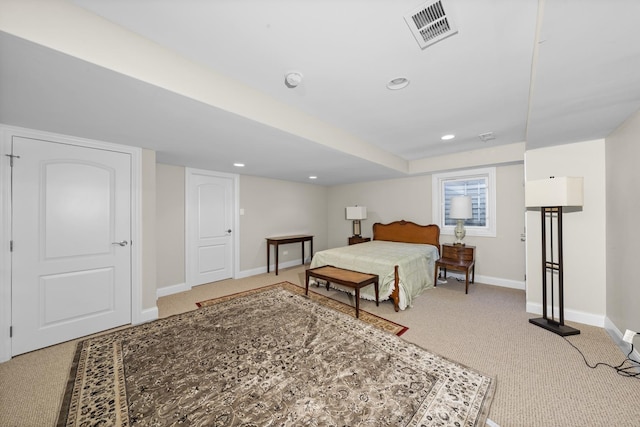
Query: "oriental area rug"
197 281 409 336
58 282 495 427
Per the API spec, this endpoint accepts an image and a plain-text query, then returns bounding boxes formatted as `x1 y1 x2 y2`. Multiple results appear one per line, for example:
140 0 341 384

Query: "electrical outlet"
623 329 637 344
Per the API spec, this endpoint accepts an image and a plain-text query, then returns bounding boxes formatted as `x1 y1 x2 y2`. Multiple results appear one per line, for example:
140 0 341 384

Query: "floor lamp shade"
346 206 367 237
525 177 583 208
525 176 583 336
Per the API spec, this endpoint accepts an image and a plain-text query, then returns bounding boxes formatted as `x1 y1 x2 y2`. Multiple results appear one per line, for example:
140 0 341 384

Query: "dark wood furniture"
348 236 371 245
372 220 440 310
306 265 379 318
434 244 476 294
266 235 313 275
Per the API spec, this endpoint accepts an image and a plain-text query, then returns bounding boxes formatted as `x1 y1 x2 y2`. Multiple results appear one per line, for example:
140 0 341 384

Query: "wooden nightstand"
434 244 476 294
348 236 371 245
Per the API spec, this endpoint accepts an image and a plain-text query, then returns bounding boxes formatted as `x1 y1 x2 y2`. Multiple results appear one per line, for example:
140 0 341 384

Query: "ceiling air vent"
404 0 458 49
478 132 496 142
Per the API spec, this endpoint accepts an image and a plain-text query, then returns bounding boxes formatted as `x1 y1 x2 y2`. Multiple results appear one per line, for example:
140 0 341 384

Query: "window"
432 167 496 237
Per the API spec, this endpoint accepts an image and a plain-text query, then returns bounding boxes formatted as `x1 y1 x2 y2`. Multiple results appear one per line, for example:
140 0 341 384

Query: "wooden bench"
305 265 379 318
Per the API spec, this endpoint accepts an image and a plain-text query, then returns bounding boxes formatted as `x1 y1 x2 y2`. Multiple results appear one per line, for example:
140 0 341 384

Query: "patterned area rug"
197 281 409 336
58 282 495 426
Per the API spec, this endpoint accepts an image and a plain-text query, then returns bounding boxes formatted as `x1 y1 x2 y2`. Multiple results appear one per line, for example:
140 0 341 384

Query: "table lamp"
450 196 472 245
346 206 367 237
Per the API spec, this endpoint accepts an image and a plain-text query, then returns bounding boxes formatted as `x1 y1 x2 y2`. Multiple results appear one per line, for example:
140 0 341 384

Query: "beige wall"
463 164 526 284
606 110 640 333
327 175 433 248
156 163 186 288
525 139 607 326
141 149 157 309
327 163 526 284
153 170 329 288
239 175 328 273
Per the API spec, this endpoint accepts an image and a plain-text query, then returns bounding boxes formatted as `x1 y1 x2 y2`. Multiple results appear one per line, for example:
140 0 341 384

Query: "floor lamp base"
529 317 580 336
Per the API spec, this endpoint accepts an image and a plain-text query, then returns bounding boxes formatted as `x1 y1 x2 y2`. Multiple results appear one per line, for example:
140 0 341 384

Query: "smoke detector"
285 71 303 88
404 0 458 49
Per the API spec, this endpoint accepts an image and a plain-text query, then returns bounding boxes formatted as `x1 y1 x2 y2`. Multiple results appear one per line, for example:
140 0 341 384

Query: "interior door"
186 169 234 287
11 137 131 356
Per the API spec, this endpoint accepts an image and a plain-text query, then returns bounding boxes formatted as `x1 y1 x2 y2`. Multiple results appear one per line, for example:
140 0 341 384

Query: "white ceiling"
1 0 639 185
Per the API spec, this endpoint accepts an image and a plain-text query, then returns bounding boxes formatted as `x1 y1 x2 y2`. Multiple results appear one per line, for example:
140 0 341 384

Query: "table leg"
465 269 470 294
275 242 279 275
267 242 270 273
301 241 305 266
355 287 360 318
375 280 379 306
305 271 310 295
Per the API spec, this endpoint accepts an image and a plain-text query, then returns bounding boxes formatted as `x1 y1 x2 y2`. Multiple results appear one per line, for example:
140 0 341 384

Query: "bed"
309 220 440 311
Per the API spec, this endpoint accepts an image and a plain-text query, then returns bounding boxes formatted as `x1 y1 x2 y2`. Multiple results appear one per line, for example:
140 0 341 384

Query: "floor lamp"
525 176 583 336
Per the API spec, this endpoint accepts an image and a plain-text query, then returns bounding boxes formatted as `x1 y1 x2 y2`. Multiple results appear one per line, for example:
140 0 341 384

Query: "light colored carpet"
1 265 639 426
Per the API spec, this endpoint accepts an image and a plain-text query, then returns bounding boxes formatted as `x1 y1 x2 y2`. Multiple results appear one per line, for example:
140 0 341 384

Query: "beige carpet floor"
1 265 639 426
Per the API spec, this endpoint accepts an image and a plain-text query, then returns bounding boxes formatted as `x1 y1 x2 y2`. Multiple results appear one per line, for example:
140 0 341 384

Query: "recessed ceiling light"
441 134 455 141
309 176 317 180
233 163 245 167
386 77 410 90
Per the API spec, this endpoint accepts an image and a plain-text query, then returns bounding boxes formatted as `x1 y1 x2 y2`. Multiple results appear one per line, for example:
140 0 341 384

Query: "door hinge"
10 240 13 252
5 154 20 167
9 326 12 338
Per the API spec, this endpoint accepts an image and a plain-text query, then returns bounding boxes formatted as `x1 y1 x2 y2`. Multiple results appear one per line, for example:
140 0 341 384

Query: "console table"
266 235 313 275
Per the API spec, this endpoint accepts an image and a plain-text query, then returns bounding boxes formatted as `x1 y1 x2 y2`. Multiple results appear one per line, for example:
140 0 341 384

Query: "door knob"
227 229 232 233
112 240 128 246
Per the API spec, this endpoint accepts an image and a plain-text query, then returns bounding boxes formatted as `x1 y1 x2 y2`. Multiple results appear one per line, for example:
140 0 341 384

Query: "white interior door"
11 137 132 356
186 169 235 287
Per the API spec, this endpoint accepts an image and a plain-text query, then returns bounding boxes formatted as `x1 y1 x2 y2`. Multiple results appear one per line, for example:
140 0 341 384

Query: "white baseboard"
136 306 158 324
155 259 306 299
237 259 306 279
525 302 605 328
604 317 640 362
156 282 189 298
444 272 525 290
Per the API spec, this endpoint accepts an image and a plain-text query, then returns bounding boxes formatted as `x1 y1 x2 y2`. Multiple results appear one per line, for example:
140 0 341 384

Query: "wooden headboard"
372 220 440 252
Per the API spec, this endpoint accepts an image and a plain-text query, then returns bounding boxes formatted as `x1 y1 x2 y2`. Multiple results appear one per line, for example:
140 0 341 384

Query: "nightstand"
434 244 475 294
348 236 371 245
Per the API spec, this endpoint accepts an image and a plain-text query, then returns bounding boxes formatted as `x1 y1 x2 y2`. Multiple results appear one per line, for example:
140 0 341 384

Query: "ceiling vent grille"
404 0 458 49
478 132 496 142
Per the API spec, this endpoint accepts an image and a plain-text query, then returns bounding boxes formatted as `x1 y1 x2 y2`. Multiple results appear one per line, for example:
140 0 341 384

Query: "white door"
11 137 131 356
186 169 234 287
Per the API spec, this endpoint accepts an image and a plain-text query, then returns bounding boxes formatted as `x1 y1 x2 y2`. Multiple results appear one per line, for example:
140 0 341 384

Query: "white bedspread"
309 240 439 310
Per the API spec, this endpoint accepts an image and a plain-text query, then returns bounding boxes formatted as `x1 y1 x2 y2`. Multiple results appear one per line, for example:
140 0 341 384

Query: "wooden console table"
266 235 313 275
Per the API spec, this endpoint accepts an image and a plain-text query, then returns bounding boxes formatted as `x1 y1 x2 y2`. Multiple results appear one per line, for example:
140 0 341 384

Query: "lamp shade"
346 206 367 220
449 196 472 219
525 177 583 207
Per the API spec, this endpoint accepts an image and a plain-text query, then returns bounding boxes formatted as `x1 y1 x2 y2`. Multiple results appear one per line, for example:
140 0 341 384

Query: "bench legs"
305 270 379 318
